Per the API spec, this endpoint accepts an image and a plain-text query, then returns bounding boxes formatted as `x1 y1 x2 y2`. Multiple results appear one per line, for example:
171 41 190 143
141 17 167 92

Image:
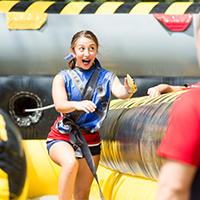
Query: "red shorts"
47 116 101 146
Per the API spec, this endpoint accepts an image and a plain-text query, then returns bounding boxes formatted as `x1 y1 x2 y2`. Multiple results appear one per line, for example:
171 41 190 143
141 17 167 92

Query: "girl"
46 30 136 200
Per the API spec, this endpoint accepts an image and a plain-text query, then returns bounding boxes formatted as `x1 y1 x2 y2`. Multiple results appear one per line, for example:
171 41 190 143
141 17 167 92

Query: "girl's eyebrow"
77 43 96 46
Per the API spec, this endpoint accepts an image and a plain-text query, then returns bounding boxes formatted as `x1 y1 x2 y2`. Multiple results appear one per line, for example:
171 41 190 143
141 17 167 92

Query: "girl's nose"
84 49 90 56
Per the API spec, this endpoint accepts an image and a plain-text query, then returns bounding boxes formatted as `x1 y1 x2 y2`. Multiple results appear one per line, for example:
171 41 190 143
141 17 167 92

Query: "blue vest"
59 60 115 133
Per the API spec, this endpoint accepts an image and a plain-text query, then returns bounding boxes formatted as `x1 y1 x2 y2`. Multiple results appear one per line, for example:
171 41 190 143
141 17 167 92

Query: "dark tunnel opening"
9 91 43 127
14 96 37 117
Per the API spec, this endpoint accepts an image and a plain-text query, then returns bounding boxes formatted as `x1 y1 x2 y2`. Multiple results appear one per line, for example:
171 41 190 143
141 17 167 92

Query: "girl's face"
72 37 98 70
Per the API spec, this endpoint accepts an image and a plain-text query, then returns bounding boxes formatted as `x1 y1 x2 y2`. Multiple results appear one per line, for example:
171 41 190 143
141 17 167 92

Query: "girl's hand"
112 76 137 99
124 77 137 94
74 100 97 114
147 87 161 99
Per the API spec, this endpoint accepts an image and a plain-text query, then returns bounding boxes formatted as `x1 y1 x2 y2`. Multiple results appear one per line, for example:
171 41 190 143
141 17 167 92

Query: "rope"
24 104 55 112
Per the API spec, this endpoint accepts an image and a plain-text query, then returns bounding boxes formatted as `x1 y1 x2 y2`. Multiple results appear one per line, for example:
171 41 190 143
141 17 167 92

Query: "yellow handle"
127 74 137 93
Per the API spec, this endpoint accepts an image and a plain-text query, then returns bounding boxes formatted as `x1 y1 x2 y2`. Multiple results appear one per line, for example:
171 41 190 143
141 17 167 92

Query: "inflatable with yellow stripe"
0 1 200 200
0 90 187 200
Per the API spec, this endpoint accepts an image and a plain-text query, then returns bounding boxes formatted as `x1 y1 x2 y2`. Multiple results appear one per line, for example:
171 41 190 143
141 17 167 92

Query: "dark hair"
68 30 99 69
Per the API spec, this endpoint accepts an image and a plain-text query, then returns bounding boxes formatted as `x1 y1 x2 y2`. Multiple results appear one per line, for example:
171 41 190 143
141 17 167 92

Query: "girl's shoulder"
59 69 70 77
99 67 114 75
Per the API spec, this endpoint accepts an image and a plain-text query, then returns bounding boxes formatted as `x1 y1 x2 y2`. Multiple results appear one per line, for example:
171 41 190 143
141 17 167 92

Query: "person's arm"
111 76 137 99
147 84 183 99
52 74 96 114
156 159 197 200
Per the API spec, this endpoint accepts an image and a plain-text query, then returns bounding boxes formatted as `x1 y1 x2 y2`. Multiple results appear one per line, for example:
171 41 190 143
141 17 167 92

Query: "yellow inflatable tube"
22 140 61 199
22 139 157 200
90 165 157 200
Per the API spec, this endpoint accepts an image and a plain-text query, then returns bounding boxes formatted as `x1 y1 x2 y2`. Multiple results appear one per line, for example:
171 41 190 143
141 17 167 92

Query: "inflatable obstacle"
0 90 187 200
0 1 200 199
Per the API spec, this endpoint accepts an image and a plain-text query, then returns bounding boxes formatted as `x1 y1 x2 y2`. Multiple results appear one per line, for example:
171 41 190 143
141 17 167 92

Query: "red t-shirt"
47 116 101 146
157 87 200 167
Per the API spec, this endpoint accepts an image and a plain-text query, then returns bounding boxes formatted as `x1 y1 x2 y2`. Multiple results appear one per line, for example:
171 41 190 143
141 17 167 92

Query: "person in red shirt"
147 22 200 200
156 88 200 200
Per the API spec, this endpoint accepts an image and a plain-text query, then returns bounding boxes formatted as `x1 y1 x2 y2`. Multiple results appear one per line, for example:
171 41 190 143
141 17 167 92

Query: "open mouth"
82 59 91 65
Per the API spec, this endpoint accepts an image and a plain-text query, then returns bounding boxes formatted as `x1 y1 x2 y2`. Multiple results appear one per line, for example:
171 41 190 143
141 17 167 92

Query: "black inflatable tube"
99 92 182 180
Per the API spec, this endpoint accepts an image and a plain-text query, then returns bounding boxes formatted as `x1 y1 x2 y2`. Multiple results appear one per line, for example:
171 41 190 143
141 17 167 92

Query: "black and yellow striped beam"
1 1 200 15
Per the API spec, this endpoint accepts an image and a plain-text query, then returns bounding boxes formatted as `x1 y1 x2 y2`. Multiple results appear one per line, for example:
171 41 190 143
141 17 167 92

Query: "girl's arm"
147 84 183 99
52 74 96 114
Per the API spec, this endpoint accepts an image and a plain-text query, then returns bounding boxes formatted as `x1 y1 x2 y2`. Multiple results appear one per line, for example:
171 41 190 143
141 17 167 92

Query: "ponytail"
68 58 76 69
